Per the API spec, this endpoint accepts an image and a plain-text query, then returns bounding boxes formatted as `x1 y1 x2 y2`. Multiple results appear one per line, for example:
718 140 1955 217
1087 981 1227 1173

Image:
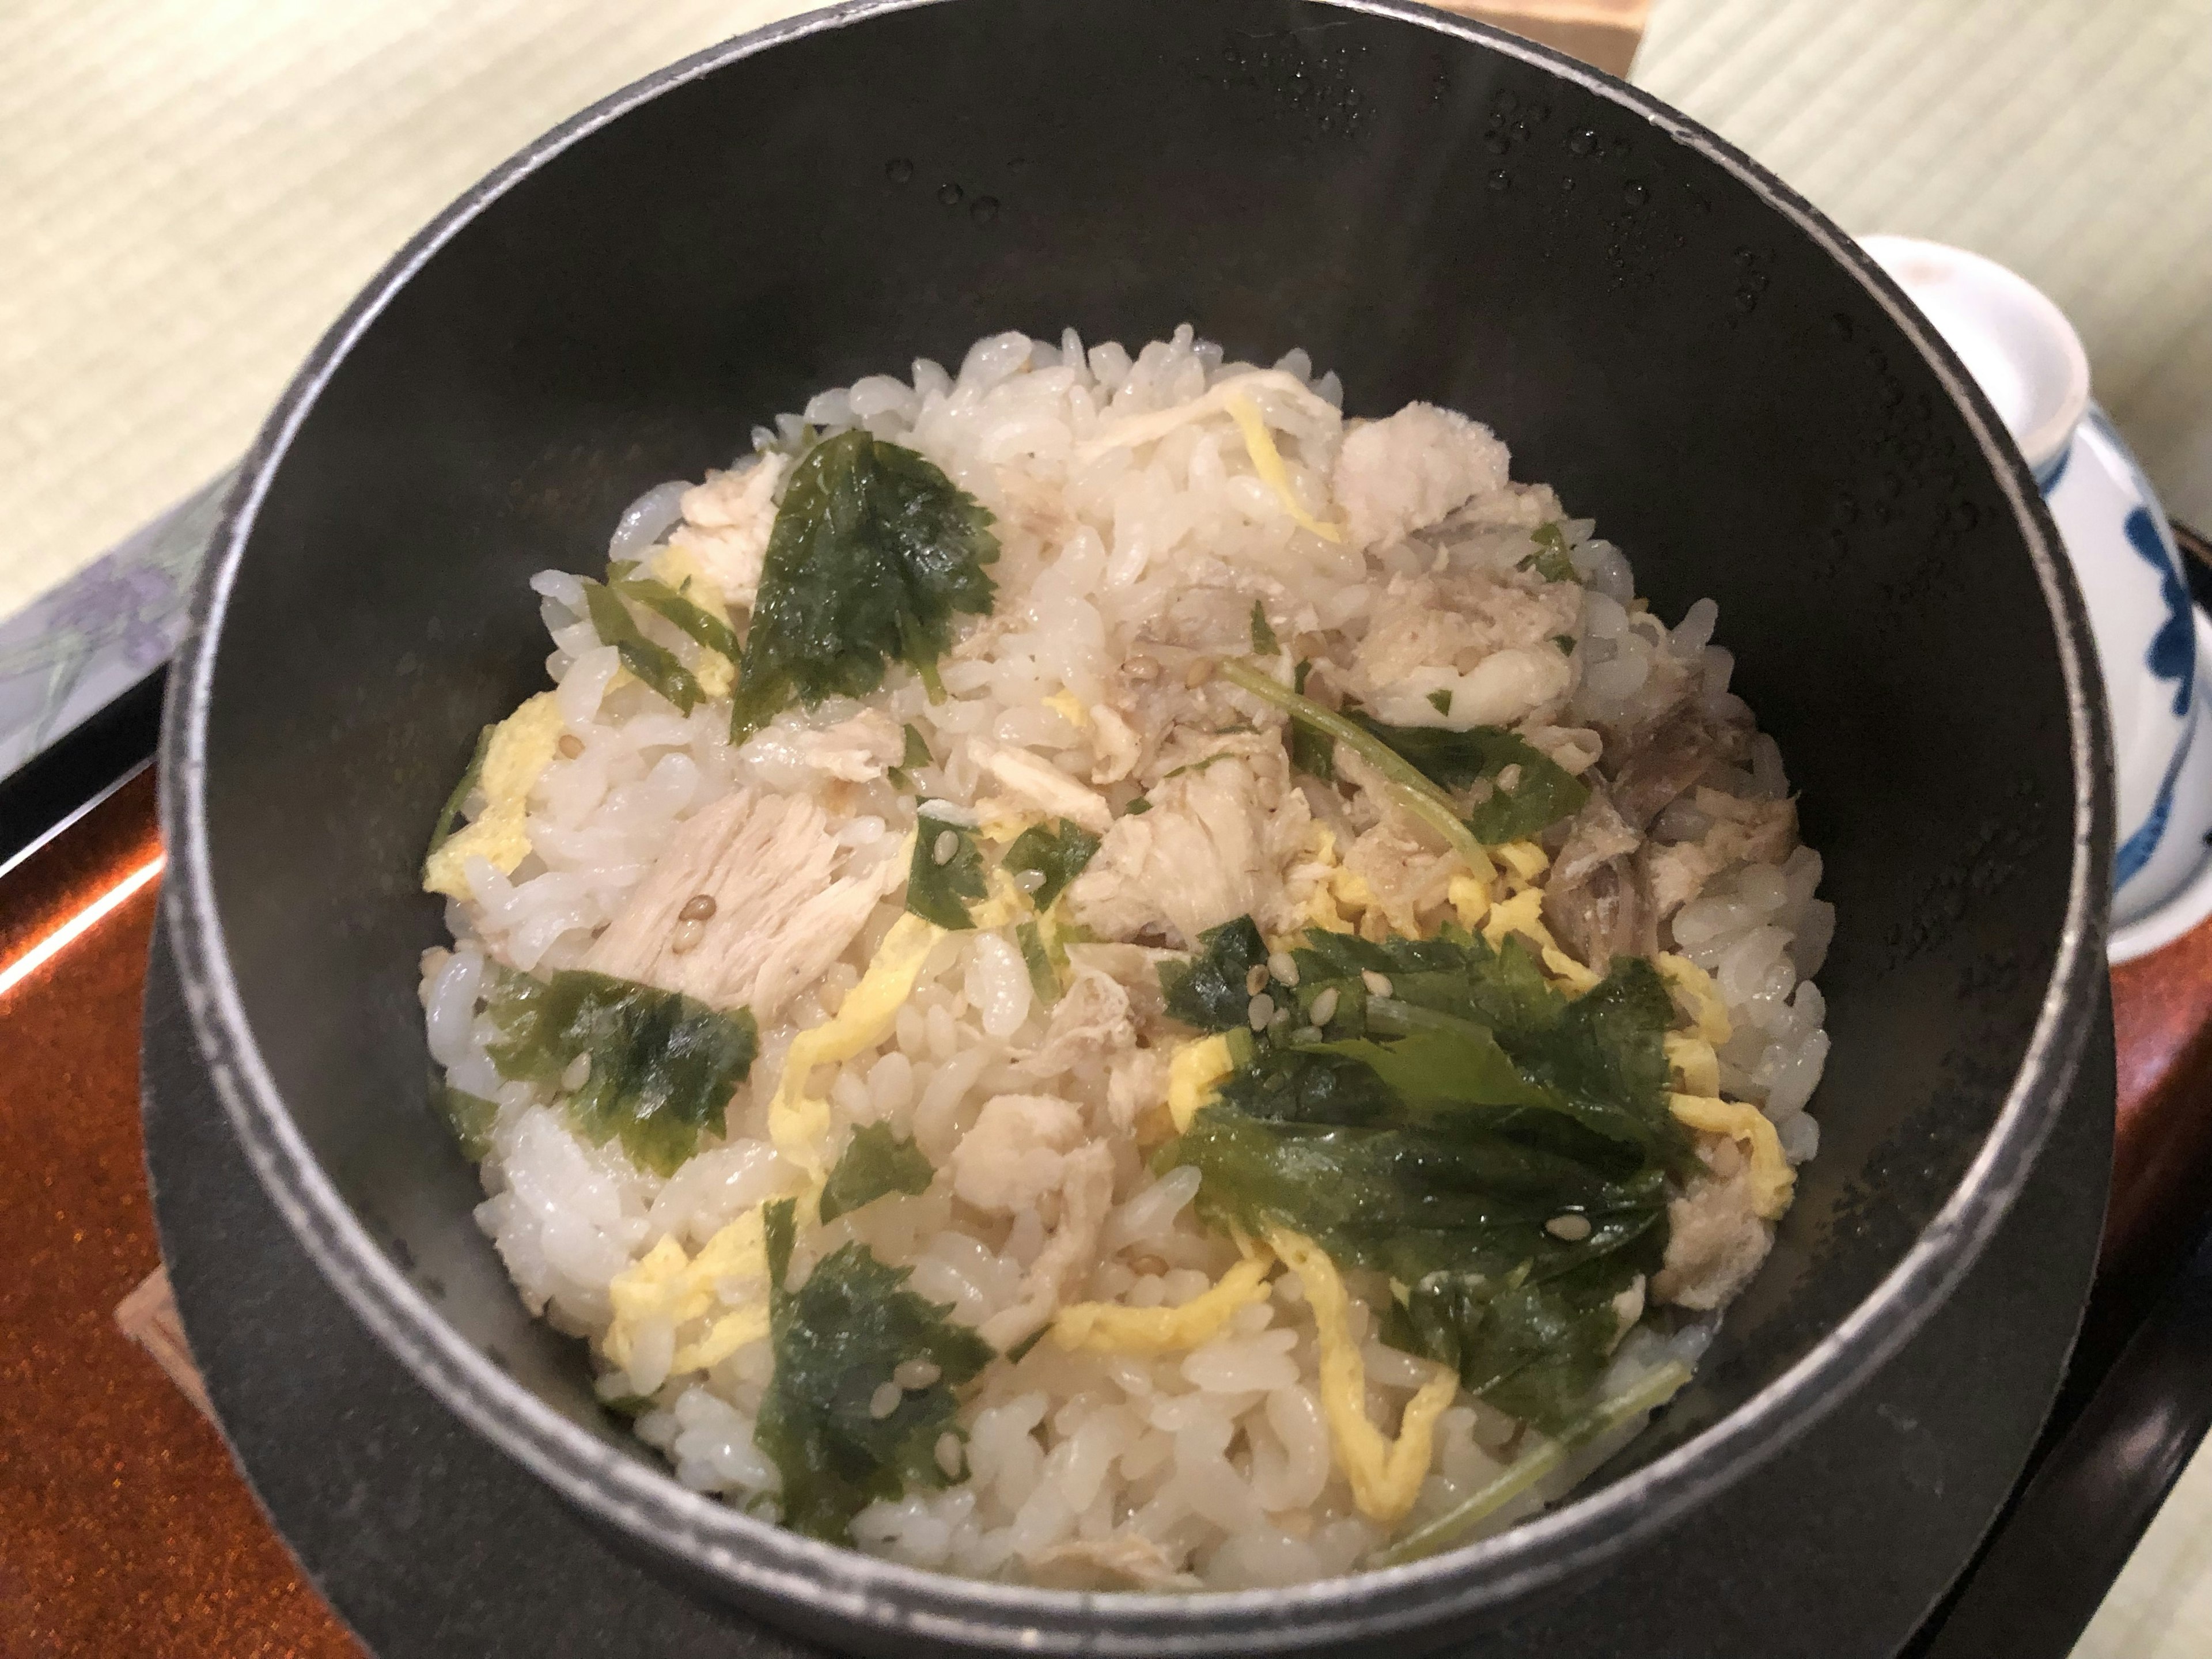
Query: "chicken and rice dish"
417 325 1833 1589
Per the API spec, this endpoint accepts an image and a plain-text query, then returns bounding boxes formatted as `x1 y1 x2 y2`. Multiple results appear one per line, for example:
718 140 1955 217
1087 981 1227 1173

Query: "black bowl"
161 1 2112 1653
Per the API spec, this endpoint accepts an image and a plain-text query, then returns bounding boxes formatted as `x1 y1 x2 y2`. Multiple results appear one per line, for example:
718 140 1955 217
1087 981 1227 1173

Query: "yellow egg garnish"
1224 393 1344 544
1665 1032 1722 1099
1668 1093 1795 1219
1052 1249 1275 1355
604 1206 772 1377
1481 888 1601 994
1166 1033 1237 1132
1270 1228 1459 1524
1656 953 1733 1045
422 692 567 902
768 907 941 1181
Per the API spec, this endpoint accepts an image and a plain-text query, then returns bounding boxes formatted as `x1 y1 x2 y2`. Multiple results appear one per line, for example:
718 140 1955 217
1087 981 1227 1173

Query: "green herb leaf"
1158 915 1269 1030
1122 797 1152 816
426 724 495 863
1165 925 1685 1431
1341 714 1588 844
1427 688 1453 715
819 1122 936 1222
1251 600 1281 656
612 573 743 664
902 724 934 770
483 967 757 1174
1017 919 1061 1006
582 581 703 714
1002 819 1100 910
756 1197 995 1542
1519 522 1581 585
1289 663 1336 782
433 1077 499 1161
907 813 988 930
1552 634 1577 654
731 431 999 740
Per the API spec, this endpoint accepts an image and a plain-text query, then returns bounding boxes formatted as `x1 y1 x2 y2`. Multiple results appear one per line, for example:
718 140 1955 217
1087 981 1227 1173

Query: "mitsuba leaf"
1017 920 1061 1006
732 431 999 739
483 967 757 1175
1288 661 1335 782
1158 915 1269 1031
1519 522 1581 585
426 724 494 861
433 1075 499 1161
756 1197 995 1543
1002 819 1100 910
1250 601 1281 655
581 579 703 713
1340 714 1588 843
612 572 743 664
820 1122 936 1222
907 814 988 930
1165 918 1685 1431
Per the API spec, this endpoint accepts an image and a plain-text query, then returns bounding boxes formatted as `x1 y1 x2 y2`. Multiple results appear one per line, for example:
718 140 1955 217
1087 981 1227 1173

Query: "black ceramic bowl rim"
161 1 2113 1651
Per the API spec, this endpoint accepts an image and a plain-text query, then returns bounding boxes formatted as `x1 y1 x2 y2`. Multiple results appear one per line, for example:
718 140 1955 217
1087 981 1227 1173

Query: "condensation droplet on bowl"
885 157 914 184
937 182 963 206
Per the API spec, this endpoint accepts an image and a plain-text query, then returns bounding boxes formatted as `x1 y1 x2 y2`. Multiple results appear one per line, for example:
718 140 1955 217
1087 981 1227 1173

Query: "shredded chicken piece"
583 790 900 1022
1105 1047 1172 1135
1062 942 1180 1033
950 1093 1116 1349
1643 790 1800 921
1652 1134 1774 1310
1088 703 1141 785
1550 786 1642 890
969 740 1115 835
1607 704 1751 827
1014 968 1138 1081
1348 571 1580 729
1025 1531 1201 1592
1065 730 1312 946
791 709 905 782
1331 403 1510 551
668 452 786 609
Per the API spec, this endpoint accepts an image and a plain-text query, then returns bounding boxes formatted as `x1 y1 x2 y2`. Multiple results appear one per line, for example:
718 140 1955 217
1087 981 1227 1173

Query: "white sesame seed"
678 893 718 923
870 1381 904 1420
1246 964 1270 997
1014 868 1046 893
1546 1214 1593 1241
1309 987 1340 1025
935 1432 964 1478
1248 993 1276 1031
1289 1026 1323 1045
1361 971 1393 998
556 733 584 759
894 1358 942 1391
1496 763 1524 793
932 830 959 866
1268 952 1300 987
559 1052 592 1093
669 918 706 955
1184 657 1217 688
1126 656 1161 681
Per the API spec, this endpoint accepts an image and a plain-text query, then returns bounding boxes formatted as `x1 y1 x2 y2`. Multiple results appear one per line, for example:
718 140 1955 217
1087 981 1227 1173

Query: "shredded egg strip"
422 692 566 902
604 1205 772 1377
1166 1033 1238 1133
1222 394 1345 544
1052 1245 1275 1355
767 906 941 1182
1656 953 1732 1045
1481 888 1603 995
1270 1228 1460 1525
1668 1093 1796 1219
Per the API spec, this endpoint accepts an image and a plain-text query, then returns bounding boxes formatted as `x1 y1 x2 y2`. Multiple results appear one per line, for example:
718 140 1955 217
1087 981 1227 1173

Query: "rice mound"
419 325 1832 1590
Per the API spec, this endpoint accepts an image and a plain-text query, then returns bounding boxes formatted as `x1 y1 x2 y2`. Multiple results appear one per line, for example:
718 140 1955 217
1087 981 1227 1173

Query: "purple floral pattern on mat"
0 470 231 781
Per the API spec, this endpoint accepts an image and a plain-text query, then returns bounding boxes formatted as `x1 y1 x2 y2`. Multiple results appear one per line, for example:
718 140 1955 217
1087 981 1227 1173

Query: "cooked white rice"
419 325 1831 1590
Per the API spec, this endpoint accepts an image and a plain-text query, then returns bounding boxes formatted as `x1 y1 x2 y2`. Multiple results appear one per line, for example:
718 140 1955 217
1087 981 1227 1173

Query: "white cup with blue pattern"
1864 235 2211 964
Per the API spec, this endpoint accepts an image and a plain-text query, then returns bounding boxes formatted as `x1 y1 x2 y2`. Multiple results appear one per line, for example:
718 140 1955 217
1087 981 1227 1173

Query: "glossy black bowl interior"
164 1 2108 1653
